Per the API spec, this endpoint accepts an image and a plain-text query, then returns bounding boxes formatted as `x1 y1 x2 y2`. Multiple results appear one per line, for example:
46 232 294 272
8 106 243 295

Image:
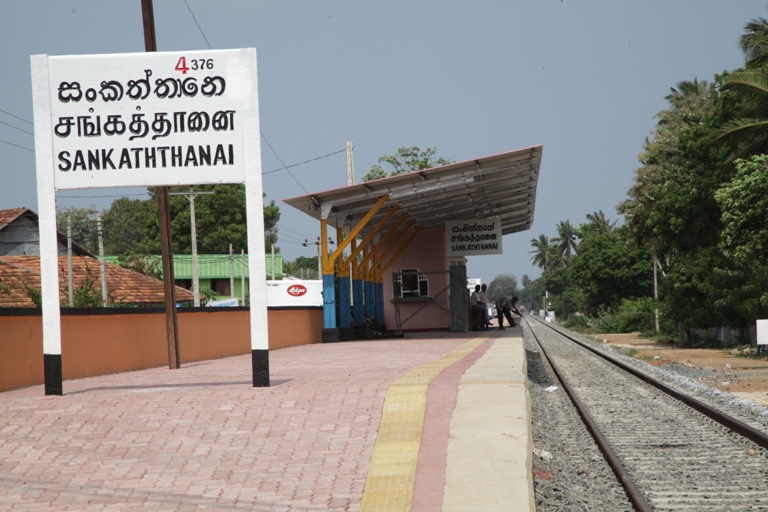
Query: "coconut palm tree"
586 210 617 234
714 17 768 160
529 234 557 274
741 16 768 69
552 220 578 265
664 78 711 104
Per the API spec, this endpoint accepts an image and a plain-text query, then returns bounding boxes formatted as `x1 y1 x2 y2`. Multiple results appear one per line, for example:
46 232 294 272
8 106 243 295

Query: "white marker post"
31 48 269 394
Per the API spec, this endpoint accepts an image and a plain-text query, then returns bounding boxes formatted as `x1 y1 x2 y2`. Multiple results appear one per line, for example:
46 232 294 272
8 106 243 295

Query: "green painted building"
105 253 283 302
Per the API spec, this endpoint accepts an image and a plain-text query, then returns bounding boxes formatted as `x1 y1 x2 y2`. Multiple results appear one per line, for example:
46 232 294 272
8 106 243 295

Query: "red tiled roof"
0 207 31 231
0 255 194 307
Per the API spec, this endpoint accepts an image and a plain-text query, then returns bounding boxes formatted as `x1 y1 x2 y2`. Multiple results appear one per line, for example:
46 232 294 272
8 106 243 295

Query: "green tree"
141 185 280 255
529 234 557 274
664 78 711 103
518 274 546 313
284 256 319 279
362 146 452 181
715 69 768 161
486 273 518 303
101 196 155 255
585 210 617 234
713 17 768 161
620 74 724 254
543 266 585 319
56 205 100 254
552 220 578 265
741 16 768 69
717 155 768 264
620 70 751 334
569 224 652 315
715 155 768 312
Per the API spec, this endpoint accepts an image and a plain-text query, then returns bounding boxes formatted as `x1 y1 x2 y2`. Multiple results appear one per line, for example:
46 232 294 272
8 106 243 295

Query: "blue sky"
0 1 763 285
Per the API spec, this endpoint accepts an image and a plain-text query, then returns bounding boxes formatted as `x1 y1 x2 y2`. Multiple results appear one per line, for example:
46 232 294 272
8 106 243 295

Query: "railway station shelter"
282 145 542 340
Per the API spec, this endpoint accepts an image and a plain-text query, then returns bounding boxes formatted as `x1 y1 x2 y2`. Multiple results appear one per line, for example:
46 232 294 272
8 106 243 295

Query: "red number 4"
175 56 189 75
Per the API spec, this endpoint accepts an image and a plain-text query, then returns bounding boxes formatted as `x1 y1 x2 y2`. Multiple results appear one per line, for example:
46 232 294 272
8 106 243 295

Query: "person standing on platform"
497 295 522 330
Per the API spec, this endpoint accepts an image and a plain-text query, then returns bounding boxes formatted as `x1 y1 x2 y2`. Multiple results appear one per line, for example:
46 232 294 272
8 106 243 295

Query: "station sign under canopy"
445 217 503 256
41 49 253 189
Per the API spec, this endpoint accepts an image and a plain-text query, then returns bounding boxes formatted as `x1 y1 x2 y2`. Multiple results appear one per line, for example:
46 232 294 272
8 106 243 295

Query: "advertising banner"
445 217 503 256
266 280 323 307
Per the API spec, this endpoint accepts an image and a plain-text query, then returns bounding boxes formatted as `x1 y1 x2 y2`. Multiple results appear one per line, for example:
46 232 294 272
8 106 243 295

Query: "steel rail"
524 317 653 512
531 316 768 450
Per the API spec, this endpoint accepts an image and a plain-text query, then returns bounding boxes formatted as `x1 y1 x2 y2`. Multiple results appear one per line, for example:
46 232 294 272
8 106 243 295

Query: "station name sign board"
445 217 503 256
41 49 252 189
31 49 269 393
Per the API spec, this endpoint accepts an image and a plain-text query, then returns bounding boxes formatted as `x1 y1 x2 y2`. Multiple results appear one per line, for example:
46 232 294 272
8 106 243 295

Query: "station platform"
0 327 532 511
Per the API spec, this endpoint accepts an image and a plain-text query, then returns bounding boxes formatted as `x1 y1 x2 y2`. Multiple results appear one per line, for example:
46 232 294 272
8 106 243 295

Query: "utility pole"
229 243 234 298
241 249 246 306
170 190 213 307
271 245 275 280
653 257 660 333
67 216 73 307
346 141 354 304
346 141 355 186
97 214 108 307
142 0 179 369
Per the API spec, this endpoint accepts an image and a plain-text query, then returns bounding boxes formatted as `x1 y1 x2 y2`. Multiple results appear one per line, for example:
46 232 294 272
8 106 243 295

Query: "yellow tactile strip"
359 334 490 511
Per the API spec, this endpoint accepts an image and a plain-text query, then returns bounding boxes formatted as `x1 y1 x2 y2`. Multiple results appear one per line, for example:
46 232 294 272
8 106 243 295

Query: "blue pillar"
338 275 351 328
323 273 336 328
364 279 375 319
353 277 364 326
375 281 385 325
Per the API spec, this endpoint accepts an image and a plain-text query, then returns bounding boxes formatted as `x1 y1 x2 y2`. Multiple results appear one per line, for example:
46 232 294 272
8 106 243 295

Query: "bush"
563 315 591 329
593 298 656 333
596 306 620 333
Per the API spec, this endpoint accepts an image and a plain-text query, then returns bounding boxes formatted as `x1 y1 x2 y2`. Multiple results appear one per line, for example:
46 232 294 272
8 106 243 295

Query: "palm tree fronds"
740 17 768 68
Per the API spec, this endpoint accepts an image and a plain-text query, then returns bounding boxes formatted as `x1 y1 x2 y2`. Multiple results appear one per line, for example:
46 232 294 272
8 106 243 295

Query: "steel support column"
320 219 336 328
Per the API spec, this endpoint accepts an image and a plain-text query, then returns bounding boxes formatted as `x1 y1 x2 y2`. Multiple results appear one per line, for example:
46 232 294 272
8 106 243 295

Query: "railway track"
525 317 768 511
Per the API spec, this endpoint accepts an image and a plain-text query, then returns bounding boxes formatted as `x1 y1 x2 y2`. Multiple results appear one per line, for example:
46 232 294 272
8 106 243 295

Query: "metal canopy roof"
282 145 543 238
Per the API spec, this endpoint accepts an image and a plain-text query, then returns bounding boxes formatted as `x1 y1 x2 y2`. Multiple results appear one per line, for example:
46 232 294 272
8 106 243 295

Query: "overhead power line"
0 109 32 125
183 0 212 49
0 138 34 152
263 148 345 175
0 119 33 135
261 133 310 195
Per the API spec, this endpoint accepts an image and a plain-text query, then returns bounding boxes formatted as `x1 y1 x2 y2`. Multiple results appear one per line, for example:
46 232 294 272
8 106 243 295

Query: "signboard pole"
141 0 180 369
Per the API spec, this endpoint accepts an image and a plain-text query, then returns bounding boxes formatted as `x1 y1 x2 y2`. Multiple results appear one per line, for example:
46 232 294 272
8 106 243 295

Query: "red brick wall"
0 308 322 392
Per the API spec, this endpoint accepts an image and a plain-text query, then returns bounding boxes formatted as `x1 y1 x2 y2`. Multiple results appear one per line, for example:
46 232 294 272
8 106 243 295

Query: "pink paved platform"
1 333 506 511
0 333 473 512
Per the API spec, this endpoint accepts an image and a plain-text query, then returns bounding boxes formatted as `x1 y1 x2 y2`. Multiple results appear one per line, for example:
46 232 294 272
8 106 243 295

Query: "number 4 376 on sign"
175 57 214 74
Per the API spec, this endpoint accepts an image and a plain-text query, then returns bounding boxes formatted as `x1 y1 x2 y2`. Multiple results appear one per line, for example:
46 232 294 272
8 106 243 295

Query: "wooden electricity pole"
141 0 180 369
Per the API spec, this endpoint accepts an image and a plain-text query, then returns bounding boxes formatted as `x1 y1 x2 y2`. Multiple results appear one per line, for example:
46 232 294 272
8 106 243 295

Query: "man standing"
470 284 492 327
497 295 522 330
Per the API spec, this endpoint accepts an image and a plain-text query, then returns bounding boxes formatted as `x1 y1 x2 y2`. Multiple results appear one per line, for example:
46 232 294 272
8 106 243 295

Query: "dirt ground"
597 333 768 408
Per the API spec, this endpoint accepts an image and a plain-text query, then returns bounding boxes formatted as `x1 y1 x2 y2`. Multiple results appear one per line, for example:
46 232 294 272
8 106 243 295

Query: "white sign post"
757 320 768 356
445 217 503 257
31 48 269 394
